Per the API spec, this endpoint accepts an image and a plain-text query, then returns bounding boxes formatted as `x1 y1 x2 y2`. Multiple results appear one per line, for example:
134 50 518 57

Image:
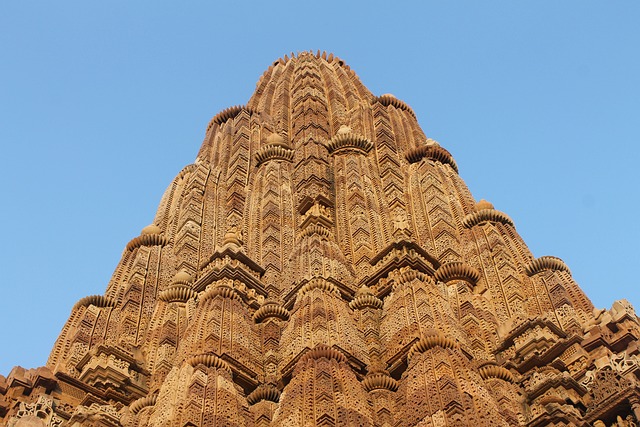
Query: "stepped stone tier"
2 51 640 427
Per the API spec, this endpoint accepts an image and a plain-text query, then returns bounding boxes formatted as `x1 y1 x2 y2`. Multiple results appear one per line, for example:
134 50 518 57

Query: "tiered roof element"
2 51 639 427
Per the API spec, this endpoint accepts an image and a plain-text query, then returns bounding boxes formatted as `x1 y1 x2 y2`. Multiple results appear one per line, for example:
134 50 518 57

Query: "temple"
2 51 639 426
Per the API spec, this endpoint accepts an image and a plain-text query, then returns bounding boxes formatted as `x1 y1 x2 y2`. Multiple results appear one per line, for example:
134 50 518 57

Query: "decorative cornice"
298 277 340 298
171 270 193 286
158 285 196 303
55 371 132 407
177 163 197 180
126 234 168 252
300 202 333 230
525 256 571 277
283 276 348 311
434 261 481 285
374 94 417 119
326 130 373 155
365 240 439 291
195 247 265 295
129 393 157 415
408 333 459 360
253 301 290 323
73 295 116 311
362 371 399 392
478 365 515 383
255 144 294 166
349 293 383 310
526 368 587 402
246 384 280 405
186 354 231 372
463 208 514 229
76 344 144 372
370 239 438 270
405 145 458 173
299 223 332 239
199 282 240 303
208 105 255 129
299 345 347 364
393 267 431 286
497 317 567 352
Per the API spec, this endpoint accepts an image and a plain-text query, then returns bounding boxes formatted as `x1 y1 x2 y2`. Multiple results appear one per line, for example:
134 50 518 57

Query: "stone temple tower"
2 52 640 426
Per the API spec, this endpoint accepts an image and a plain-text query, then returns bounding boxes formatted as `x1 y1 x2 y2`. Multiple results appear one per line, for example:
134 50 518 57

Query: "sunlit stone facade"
2 52 640 426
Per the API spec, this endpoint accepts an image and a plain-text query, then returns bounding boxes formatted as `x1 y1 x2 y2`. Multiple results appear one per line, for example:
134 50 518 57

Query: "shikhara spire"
2 51 639 427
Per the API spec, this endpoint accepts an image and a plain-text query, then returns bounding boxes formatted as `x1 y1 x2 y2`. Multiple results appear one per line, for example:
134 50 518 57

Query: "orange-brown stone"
2 51 639 426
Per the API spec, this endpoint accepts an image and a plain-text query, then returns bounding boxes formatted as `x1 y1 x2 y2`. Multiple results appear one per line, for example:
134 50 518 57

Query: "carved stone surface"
2 51 639 426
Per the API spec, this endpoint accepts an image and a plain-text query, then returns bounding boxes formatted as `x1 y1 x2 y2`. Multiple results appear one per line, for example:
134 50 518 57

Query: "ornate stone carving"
72 295 116 310
129 393 157 415
253 300 290 323
209 104 255 127
374 93 417 118
125 224 168 251
3 51 639 426
525 255 571 276
326 125 373 155
362 370 399 392
463 200 515 228
434 261 481 285
405 143 459 172
246 384 280 405
8 395 63 427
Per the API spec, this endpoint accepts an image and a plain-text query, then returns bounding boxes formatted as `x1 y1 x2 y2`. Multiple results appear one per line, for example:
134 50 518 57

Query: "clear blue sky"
1 1 638 375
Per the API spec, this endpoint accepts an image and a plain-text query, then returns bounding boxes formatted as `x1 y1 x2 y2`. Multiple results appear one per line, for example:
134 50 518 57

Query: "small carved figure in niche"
309 202 322 216
392 208 409 231
353 205 367 223
223 223 243 247
307 201 330 219
615 415 638 427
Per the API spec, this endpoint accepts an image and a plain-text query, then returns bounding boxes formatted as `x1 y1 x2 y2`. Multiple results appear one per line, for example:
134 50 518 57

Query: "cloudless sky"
1 1 638 375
